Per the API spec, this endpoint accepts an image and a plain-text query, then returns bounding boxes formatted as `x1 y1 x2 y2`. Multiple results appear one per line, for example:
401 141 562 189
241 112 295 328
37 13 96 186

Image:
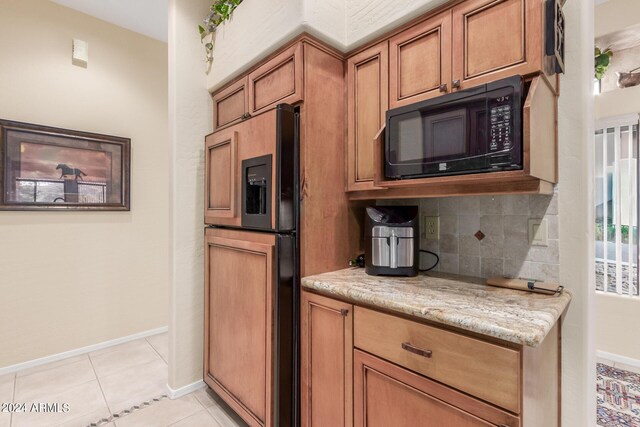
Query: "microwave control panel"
489 95 513 152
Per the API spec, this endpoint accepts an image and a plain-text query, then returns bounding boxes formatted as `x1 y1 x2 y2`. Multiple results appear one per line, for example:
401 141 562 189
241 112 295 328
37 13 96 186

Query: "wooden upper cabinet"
248 43 303 116
205 129 239 226
204 228 275 427
347 42 388 192
389 11 452 108
301 291 353 427
452 0 543 90
212 77 249 130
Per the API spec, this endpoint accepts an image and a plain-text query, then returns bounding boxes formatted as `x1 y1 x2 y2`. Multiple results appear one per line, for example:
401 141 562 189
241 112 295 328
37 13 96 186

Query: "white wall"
205 0 448 91
0 0 169 368
167 0 212 392
556 2 595 424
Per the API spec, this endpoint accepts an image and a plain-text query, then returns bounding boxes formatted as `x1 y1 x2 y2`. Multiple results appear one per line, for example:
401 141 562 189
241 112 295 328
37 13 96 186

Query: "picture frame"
0 119 130 211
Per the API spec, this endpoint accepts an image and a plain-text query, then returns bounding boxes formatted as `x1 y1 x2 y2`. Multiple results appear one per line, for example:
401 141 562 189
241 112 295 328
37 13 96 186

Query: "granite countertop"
301 268 571 347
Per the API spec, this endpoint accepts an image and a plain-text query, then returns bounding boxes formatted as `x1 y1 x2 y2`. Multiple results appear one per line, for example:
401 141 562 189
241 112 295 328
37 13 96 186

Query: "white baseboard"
167 380 206 399
597 350 640 368
0 326 168 376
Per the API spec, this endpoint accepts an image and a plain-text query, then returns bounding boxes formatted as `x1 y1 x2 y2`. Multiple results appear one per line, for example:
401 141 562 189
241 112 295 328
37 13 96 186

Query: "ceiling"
596 22 640 51
51 0 168 42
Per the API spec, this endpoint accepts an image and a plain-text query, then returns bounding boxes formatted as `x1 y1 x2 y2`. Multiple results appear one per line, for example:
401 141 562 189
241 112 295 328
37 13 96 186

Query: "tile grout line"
85 394 168 427
163 396 212 427
144 338 168 364
87 353 113 418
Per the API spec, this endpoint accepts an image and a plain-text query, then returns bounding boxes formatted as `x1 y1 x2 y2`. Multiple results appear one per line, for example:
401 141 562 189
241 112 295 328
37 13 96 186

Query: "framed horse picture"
0 120 130 211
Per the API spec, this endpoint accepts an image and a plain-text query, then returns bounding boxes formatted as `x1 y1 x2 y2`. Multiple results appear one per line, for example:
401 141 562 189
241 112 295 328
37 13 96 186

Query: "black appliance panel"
240 104 297 232
242 154 272 229
386 75 523 179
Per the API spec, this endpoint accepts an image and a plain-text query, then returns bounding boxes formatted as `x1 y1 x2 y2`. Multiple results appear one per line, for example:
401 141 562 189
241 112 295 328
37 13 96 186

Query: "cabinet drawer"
212 77 249 130
354 307 521 413
248 43 303 115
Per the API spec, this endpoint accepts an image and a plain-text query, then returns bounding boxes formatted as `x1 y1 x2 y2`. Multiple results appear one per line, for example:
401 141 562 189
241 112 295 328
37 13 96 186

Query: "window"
595 114 640 295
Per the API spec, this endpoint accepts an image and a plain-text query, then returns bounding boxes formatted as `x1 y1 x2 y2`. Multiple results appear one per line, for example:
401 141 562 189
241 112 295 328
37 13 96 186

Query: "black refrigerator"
205 103 300 427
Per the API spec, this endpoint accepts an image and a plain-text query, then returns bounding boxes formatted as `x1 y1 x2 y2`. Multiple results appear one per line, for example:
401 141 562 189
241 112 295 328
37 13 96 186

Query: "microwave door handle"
389 230 398 269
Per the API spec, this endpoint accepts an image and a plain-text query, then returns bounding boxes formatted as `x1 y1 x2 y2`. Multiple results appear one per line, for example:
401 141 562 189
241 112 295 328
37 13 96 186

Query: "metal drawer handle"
439 83 448 92
401 342 432 358
452 79 461 89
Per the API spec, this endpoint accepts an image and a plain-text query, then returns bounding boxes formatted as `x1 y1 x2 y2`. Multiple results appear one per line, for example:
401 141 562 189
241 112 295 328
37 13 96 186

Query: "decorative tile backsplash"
378 189 560 283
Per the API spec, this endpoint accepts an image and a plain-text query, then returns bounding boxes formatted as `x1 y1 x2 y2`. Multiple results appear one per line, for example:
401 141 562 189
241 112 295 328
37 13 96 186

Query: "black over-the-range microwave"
385 75 524 180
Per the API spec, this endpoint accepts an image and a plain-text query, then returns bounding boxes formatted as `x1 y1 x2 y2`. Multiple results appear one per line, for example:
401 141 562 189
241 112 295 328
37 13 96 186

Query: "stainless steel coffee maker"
365 206 419 276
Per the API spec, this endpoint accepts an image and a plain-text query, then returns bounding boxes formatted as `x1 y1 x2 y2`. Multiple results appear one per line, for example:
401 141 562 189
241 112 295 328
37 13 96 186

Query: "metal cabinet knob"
439 83 448 92
452 79 461 89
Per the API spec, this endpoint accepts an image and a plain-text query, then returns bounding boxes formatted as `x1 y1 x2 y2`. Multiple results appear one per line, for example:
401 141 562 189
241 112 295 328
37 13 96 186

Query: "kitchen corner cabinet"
346 42 388 192
301 290 561 427
301 292 353 427
204 228 275 427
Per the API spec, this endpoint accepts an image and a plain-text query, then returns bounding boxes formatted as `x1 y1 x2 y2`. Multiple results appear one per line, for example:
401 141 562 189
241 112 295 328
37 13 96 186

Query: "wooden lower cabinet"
354 350 516 427
204 228 275 427
301 290 559 427
301 291 353 427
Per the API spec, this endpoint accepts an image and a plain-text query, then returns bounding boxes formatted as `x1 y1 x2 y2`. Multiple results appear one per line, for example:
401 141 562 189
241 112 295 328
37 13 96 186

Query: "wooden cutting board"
486 277 563 295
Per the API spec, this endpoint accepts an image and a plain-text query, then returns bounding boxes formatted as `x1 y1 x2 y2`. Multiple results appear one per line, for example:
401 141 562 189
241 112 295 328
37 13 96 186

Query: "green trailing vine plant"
199 0 243 72
595 47 613 81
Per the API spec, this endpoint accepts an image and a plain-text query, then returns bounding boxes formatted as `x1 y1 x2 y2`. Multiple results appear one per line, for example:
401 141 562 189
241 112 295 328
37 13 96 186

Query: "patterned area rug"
598 363 640 426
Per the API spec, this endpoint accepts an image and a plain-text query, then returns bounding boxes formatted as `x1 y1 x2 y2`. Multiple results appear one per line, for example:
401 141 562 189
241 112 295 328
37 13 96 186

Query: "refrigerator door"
204 104 298 232
203 227 297 427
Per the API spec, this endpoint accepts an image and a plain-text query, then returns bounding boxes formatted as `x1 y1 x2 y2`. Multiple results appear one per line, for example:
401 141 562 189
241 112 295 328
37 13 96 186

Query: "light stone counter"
301 268 571 347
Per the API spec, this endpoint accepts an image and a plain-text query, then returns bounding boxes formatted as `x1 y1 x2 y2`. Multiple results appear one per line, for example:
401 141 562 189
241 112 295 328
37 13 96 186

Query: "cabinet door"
212 77 249 130
204 129 239 226
301 291 353 427
354 350 515 427
204 228 275 427
248 43 303 116
347 42 388 192
452 0 542 90
389 11 452 108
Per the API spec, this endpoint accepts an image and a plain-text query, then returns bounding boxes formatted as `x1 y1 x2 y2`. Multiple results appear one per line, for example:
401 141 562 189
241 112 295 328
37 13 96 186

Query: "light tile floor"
0 333 246 427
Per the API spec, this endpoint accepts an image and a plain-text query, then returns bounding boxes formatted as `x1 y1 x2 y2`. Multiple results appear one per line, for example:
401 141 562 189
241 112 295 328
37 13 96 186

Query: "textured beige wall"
167 0 212 392
556 1 595 424
0 0 169 368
